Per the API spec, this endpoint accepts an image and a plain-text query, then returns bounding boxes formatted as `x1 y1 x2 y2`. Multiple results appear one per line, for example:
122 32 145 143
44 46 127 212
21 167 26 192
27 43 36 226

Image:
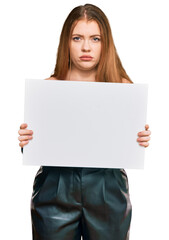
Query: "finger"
19 140 29 147
138 130 151 136
18 135 33 141
145 124 149 130
139 142 149 148
20 123 28 129
18 129 33 136
137 136 150 142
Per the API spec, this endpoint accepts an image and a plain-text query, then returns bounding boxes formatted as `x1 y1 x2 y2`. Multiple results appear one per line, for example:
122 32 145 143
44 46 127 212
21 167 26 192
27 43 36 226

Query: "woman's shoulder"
45 77 58 80
45 77 132 83
121 78 133 84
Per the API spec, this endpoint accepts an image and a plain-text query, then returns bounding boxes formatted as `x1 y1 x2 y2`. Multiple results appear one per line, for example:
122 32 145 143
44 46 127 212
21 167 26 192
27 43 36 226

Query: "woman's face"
69 19 102 72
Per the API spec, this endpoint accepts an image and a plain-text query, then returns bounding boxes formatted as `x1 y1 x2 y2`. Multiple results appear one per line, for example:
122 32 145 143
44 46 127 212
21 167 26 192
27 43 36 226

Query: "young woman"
18 4 151 240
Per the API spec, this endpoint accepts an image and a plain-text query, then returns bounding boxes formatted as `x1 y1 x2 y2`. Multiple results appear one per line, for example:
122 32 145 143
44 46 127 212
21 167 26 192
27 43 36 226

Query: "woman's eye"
93 37 101 42
73 37 81 41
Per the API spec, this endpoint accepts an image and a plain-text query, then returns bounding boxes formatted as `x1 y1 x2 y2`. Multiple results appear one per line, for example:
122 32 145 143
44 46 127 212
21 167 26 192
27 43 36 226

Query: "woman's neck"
66 68 96 82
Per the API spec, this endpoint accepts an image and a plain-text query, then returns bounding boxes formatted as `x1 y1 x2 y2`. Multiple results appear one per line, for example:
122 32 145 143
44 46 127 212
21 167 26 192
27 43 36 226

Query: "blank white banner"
23 79 148 169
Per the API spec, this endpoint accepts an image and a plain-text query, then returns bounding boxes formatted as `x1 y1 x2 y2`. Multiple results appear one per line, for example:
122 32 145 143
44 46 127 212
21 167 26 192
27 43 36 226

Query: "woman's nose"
82 40 91 52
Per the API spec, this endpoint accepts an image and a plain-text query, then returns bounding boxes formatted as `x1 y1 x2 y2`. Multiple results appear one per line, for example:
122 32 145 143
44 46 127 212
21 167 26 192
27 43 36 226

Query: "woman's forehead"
72 19 101 35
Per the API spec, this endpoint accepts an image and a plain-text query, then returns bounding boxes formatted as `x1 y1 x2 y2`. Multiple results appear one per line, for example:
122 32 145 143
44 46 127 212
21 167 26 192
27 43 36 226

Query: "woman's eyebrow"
72 34 101 37
90 34 101 37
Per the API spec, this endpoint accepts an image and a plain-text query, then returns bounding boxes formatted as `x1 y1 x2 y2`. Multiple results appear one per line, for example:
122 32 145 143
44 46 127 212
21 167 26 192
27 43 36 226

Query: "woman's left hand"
137 124 151 148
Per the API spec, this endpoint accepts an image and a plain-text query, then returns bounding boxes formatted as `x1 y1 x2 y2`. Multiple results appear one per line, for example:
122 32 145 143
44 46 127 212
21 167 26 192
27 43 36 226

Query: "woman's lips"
80 55 93 61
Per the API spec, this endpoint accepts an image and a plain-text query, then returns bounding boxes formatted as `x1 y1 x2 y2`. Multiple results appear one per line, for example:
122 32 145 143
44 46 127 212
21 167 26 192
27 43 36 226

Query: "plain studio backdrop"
0 0 168 239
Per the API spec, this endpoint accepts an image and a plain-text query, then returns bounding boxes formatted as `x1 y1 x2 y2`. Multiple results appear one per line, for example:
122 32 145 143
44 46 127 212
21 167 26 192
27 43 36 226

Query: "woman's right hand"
18 123 33 148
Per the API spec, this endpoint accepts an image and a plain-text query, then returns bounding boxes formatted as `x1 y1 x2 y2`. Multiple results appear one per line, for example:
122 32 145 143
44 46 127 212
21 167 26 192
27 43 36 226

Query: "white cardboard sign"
23 79 148 169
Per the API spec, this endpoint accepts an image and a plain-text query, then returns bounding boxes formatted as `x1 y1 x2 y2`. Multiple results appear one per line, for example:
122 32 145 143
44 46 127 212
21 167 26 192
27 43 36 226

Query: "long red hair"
50 4 133 83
